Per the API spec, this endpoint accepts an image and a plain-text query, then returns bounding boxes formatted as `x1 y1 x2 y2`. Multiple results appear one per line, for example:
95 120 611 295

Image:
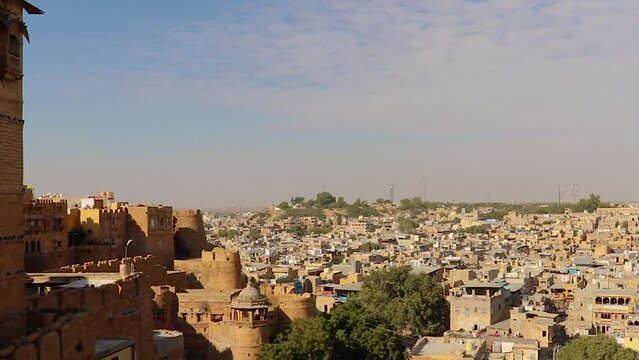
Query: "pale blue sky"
23 1 639 208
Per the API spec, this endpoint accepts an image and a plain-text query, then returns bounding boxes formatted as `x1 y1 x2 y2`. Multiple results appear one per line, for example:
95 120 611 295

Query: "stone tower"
228 283 274 360
0 0 42 346
174 209 210 258
200 248 243 290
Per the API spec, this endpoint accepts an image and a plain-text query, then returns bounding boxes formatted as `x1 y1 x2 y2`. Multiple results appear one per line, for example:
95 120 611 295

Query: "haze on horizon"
23 0 639 209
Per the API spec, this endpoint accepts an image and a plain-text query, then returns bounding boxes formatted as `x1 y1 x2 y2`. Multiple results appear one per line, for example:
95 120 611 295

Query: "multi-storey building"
448 283 509 331
127 204 175 269
23 192 69 271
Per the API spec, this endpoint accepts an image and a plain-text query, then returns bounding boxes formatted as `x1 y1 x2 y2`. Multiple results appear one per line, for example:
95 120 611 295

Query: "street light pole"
124 239 133 258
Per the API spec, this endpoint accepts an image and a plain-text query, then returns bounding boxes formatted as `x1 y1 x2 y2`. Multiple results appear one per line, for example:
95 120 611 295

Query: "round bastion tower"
228 283 274 360
174 209 209 258
200 248 244 290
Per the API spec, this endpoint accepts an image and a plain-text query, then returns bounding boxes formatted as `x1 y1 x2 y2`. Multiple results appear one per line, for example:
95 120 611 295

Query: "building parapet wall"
43 255 186 290
0 312 95 360
24 275 156 360
27 276 148 313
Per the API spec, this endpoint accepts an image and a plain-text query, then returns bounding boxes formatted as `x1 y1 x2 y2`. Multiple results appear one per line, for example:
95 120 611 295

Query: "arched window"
8 35 18 57
595 297 603 305
619 298 625 305
611 298 618 305
603 298 610 304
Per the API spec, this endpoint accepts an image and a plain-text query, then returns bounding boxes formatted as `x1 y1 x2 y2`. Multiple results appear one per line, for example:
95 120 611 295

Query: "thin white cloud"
96 0 639 138
30 0 639 206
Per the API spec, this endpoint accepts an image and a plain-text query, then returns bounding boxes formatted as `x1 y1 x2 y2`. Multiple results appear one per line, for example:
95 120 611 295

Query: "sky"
22 0 639 208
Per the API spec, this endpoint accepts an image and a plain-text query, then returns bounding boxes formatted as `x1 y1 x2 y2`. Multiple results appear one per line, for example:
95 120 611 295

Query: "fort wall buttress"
201 249 243 290
174 210 210 257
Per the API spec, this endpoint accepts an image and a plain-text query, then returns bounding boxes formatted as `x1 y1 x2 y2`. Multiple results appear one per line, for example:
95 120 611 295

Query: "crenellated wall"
22 276 156 360
0 312 96 360
260 283 317 330
47 255 186 290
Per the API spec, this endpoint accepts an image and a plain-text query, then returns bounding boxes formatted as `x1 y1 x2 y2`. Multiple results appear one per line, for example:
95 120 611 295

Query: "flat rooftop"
413 342 465 356
95 338 134 358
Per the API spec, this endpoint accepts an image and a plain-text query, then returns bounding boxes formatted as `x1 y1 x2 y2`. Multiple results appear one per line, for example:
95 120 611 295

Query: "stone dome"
232 283 269 309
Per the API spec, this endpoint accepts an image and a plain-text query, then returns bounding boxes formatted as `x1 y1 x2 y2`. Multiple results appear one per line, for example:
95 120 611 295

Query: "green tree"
260 317 334 360
248 228 261 240
307 225 333 235
573 194 607 213
398 218 418 234
331 253 345 264
359 242 383 251
285 225 305 237
359 266 448 336
334 196 348 208
480 209 508 220
557 335 637 360
462 225 486 234
281 207 326 219
399 198 412 210
316 192 337 208
290 196 305 207
328 300 406 360
345 198 380 218
260 300 407 360
217 228 239 238
277 201 290 210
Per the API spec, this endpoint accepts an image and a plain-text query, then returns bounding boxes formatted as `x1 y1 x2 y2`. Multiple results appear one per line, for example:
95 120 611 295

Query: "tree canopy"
290 196 305 207
359 266 448 336
316 192 337 208
573 193 608 213
462 225 486 234
557 335 637 360
399 197 438 211
277 201 290 210
260 300 406 360
398 218 419 234
346 199 380 218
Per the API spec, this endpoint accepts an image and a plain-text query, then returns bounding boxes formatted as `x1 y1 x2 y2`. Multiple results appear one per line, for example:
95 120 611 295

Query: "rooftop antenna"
570 181 575 202
390 185 394 203
558 184 562 204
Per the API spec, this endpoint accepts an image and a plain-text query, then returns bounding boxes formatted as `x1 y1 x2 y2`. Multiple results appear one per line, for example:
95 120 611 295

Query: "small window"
8 35 18 57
